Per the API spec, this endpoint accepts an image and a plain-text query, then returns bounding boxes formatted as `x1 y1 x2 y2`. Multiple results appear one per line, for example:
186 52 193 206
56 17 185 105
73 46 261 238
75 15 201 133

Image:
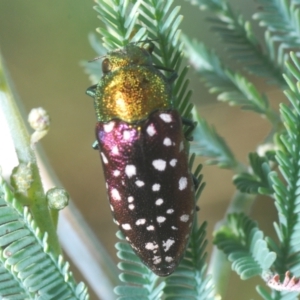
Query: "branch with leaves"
3 0 300 299
181 0 300 299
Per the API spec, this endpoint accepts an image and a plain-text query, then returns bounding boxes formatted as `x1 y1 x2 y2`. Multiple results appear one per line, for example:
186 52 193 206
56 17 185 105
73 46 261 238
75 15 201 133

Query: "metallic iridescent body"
87 43 195 276
94 44 173 123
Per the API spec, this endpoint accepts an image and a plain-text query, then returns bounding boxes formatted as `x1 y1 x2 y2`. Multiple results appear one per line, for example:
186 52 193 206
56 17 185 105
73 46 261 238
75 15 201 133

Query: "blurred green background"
0 1 281 299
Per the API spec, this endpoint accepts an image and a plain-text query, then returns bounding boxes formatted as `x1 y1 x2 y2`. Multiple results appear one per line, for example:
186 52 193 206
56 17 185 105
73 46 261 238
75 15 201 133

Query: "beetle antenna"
135 38 159 44
88 55 106 63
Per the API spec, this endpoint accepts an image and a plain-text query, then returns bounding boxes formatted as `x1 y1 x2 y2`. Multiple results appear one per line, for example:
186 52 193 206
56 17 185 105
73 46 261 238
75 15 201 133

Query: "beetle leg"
192 175 200 212
92 140 99 150
182 117 196 141
153 65 178 84
167 71 178 84
192 174 200 190
86 84 97 98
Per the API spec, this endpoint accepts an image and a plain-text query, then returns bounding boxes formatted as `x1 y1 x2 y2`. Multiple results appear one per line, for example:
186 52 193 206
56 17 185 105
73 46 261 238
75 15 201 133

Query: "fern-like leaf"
94 0 146 49
82 33 107 84
233 152 274 195
181 34 280 122
0 176 89 300
185 0 285 85
253 0 300 66
214 213 276 280
266 53 300 280
137 0 193 125
191 110 237 169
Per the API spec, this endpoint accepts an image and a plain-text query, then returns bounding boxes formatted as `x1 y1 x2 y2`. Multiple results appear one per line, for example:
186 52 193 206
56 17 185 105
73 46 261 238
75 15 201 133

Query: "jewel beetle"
86 42 195 276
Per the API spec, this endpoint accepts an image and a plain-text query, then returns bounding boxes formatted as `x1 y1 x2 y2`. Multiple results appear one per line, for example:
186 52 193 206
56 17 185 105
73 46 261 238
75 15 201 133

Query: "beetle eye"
102 58 111 74
144 42 155 55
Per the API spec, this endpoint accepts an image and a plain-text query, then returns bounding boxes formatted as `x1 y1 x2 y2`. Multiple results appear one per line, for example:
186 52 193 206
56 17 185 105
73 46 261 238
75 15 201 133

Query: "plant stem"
0 51 61 256
208 191 256 298
36 146 119 298
50 209 59 229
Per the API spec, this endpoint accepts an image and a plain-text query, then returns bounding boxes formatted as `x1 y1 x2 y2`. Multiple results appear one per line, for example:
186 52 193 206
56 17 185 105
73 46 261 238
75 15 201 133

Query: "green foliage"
253 0 300 66
191 113 237 169
94 0 146 49
214 213 276 280
82 34 107 84
0 176 88 300
181 35 272 116
268 52 300 277
181 0 300 294
7 0 300 299
186 0 285 86
233 152 274 195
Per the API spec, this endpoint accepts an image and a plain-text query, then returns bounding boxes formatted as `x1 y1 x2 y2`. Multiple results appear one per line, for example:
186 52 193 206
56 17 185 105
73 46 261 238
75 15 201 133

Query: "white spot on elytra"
113 170 120 177
110 205 114 211
125 165 136 178
153 256 162 264
163 239 175 252
111 188 121 201
171 226 178 230
128 204 135 210
147 225 155 231
163 137 172 146
128 196 134 203
135 180 144 187
179 177 188 190
127 196 134 203
125 236 130 241
103 121 115 133
145 242 158 251
167 209 174 214
152 159 166 171
123 130 131 140
113 219 119 225
155 199 164 206
101 152 108 164
146 124 156 136
111 145 119 154
157 216 166 223
170 159 177 167
152 183 160 191
179 141 184 152
165 256 173 262
122 223 131 230
159 113 172 123
136 219 146 225
180 214 190 222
